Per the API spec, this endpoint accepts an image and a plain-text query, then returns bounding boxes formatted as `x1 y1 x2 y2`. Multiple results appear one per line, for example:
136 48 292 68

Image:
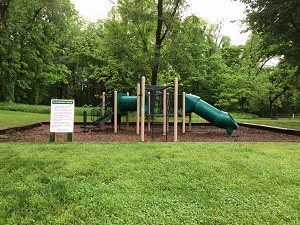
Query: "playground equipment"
185 94 238 135
82 77 239 141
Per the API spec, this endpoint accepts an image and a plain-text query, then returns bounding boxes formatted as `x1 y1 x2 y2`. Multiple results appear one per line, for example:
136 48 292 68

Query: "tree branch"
32 7 43 23
270 86 288 104
155 0 163 45
160 0 180 43
132 20 149 54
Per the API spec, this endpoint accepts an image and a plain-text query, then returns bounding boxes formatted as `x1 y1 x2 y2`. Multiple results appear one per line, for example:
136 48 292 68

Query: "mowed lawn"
0 142 299 224
0 110 84 128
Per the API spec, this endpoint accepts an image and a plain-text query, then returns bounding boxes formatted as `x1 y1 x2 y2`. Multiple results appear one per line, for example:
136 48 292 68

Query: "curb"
0 122 43 135
238 122 300 136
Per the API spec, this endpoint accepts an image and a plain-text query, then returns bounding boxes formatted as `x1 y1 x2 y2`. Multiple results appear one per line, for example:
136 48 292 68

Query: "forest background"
0 0 299 118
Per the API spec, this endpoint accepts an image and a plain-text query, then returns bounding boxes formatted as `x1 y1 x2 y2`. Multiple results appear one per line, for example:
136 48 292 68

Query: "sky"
70 0 249 45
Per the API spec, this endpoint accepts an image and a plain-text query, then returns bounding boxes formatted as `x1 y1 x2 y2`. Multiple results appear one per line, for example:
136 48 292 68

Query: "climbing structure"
82 77 239 141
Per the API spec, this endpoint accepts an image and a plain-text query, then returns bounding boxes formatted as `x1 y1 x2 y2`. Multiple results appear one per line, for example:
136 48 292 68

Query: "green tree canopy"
0 0 79 103
238 0 300 71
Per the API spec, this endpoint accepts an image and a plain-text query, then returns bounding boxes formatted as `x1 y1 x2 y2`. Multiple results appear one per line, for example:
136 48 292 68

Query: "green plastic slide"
185 94 238 135
117 93 149 115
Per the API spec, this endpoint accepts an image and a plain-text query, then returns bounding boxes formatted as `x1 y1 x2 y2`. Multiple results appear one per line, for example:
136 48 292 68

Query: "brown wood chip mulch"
1 123 299 142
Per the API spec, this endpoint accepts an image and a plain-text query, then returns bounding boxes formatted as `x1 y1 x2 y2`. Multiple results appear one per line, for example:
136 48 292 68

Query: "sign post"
50 99 75 142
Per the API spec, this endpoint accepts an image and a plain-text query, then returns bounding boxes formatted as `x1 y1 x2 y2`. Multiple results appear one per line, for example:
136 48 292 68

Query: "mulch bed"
1 123 300 142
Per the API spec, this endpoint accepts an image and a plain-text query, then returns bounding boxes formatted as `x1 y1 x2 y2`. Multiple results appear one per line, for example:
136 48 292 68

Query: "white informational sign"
50 99 75 133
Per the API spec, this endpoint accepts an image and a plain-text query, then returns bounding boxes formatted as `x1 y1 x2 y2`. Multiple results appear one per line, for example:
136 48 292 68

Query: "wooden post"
102 92 105 116
136 83 140 135
67 132 73 142
189 113 192 131
163 87 167 135
141 77 145 141
182 92 186 134
49 132 56 142
174 77 178 142
50 133 73 142
114 91 117 133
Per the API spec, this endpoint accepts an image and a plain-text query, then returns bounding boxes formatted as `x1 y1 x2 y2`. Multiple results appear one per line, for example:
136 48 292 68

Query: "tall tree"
238 0 300 73
151 0 184 85
107 0 187 86
0 0 78 103
266 63 298 118
103 0 157 92
165 15 211 94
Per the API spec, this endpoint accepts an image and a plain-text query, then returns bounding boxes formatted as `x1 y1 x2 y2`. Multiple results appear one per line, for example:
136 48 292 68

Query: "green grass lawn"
1 105 299 224
0 110 84 128
0 142 299 224
239 118 300 130
0 110 49 128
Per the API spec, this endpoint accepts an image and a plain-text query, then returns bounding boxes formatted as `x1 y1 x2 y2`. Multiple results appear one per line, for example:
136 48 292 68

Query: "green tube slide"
117 93 137 114
117 93 149 115
185 94 238 135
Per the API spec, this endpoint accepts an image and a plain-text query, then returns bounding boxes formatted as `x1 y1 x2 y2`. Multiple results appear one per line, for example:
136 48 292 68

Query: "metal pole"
163 87 167 135
83 110 87 132
182 92 186 134
189 113 192 131
148 92 151 132
141 77 145 141
126 92 129 129
167 93 169 134
114 91 117 133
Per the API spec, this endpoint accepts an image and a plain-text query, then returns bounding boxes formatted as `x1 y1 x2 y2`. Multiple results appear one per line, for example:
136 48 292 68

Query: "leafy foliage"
238 0 300 72
1 0 300 117
0 0 79 103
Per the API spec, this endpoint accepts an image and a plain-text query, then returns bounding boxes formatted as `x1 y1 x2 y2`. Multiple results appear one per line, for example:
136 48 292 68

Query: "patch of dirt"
1 124 300 142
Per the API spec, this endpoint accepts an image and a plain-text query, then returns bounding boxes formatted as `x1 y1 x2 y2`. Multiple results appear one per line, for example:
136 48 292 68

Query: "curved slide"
185 94 238 135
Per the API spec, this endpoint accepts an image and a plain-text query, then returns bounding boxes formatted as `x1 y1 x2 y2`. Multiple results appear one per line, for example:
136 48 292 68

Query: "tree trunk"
269 87 288 119
151 0 180 85
0 4 9 22
269 97 274 119
239 97 247 113
151 0 163 85
151 47 161 85
3 73 16 102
